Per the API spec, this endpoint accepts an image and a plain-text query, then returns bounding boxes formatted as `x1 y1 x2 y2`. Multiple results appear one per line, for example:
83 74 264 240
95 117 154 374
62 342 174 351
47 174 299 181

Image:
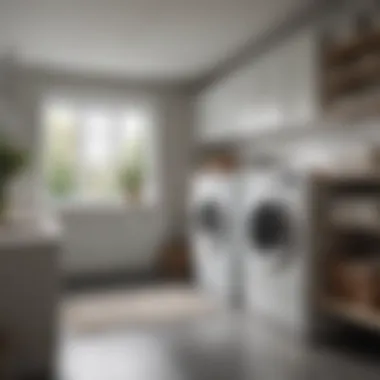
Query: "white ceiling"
0 0 305 81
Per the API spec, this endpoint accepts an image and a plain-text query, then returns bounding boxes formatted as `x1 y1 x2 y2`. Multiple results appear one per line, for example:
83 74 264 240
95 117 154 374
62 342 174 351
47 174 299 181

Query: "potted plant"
0 135 27 221
119 143 146 203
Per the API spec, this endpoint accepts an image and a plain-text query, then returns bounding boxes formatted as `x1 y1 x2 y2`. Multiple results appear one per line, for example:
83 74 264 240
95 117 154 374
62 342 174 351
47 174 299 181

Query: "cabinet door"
196 26 319 142
271 42 289 128
197 61 261 141
261 49 283 131
196 81 232 142
228 53 278 136
227 60 261 136
281 27 318 128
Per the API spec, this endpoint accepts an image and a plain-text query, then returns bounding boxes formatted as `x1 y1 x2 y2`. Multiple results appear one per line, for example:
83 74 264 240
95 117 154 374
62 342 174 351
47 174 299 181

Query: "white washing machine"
189 171 242 308
239 169 315 335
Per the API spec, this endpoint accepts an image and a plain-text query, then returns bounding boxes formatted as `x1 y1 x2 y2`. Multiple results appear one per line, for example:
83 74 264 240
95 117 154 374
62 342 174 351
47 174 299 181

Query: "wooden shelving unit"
325 31 380 67
331 219 380 235
312 173 380 332
323 297 380 330
321 8 380 118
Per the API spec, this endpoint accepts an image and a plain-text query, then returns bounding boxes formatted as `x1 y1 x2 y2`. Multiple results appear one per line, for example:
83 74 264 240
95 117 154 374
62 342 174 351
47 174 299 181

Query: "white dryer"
189 171 241 308
239 169 314 334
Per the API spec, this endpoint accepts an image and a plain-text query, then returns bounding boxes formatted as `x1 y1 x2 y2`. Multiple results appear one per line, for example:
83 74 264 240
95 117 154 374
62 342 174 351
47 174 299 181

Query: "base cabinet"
0 240 60 379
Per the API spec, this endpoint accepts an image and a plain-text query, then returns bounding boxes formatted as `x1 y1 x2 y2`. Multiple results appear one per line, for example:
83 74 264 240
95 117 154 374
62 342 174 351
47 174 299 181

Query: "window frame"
39 91 160 210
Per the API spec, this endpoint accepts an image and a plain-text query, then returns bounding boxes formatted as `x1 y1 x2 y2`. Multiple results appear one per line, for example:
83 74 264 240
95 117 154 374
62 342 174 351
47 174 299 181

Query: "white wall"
1 64 195 275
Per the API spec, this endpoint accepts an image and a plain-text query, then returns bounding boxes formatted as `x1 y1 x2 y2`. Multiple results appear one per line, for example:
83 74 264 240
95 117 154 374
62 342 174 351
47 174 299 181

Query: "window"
42 98 156 206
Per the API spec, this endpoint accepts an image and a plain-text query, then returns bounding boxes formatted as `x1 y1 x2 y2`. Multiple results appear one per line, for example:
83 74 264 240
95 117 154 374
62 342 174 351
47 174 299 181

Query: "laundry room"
4 1 380 380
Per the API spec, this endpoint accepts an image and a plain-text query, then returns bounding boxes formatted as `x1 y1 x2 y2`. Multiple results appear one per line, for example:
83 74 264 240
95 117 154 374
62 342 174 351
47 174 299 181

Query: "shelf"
322 297 380 330
331 219 380 235
322 27 380 115
326 61 380 100
326 31 380 67
315 172 380 192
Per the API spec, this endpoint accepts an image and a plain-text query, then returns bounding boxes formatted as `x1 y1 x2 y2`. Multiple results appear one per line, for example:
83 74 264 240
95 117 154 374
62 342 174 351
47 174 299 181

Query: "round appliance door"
193 199 228 239
245 199 294 267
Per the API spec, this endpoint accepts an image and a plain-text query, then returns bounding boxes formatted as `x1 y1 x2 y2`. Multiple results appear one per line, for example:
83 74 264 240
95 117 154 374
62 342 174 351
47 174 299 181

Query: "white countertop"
0 216 62 249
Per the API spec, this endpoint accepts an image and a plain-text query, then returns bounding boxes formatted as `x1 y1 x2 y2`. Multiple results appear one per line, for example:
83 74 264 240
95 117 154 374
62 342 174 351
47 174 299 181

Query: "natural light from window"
42 99 156 207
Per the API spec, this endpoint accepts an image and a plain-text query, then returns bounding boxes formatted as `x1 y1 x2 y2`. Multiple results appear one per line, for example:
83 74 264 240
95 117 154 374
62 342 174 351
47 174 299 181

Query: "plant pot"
126 188 143 204
0 187 8 224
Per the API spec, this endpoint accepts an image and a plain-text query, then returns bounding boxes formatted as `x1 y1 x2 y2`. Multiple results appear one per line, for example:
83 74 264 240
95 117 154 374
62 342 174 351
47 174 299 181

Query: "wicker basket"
332 260 377 307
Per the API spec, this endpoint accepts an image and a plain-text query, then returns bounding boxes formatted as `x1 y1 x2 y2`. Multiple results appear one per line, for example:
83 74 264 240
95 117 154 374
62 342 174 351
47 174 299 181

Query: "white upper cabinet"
280 26 319 128
196 26 319 142
196 78 234 142
196 61 258 141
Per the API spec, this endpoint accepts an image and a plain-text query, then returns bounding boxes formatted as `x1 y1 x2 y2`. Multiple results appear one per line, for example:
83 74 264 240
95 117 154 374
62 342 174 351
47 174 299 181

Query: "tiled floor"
60 290 380 380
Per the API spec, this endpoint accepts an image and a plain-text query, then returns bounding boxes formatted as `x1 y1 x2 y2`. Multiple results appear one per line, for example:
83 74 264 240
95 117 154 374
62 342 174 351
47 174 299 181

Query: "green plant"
47 160 75 198
0 135 28 216
119 143 146 196
0 137 27 186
